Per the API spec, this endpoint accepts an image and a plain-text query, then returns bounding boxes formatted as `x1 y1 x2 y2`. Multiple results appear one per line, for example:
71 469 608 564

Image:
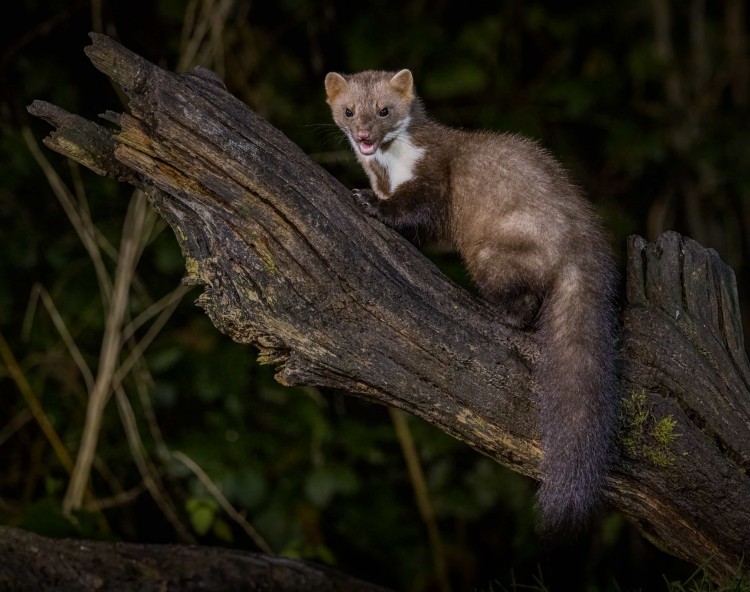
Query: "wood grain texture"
26 32 750 586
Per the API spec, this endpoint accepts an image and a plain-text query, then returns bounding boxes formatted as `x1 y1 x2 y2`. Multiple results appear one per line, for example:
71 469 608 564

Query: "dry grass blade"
389 408 452 592
171 450 273 554
177 0 235 74
115 387 194 541
0 409 33 448
0 329 75 474
119 284 191 348
63 191 150 514
84 484 146 512
23 283 96 393
21 126 113 303
0 329 111 532
67 159 119 262
117 283 192 462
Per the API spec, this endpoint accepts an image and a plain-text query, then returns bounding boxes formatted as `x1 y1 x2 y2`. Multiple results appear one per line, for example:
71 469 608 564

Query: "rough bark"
0 526 392 592
25 33 750 585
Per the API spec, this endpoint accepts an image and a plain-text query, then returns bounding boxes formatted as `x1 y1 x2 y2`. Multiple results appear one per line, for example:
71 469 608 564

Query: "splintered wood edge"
84 32 152 94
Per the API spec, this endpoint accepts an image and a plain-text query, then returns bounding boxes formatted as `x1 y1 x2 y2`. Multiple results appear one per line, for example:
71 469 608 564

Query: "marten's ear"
324 72 348 104
389 69 414 101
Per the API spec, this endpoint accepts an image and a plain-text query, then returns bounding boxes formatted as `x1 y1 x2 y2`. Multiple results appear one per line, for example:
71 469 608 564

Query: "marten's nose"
356 130 371 141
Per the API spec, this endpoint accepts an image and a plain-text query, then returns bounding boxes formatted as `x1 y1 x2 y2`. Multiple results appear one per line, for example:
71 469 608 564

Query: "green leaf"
186 498 217 536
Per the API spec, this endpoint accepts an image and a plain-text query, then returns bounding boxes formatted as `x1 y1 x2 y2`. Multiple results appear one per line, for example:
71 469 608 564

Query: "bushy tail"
535 258 619 535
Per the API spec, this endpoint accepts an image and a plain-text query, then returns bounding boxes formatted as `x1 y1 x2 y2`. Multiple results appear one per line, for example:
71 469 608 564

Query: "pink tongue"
360 141 375 154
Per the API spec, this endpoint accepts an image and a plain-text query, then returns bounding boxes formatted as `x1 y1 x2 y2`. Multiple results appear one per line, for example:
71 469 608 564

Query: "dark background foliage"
1 1 748 590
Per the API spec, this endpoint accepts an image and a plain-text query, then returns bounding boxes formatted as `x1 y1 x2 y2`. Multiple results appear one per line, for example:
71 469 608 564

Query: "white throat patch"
373 117 425 194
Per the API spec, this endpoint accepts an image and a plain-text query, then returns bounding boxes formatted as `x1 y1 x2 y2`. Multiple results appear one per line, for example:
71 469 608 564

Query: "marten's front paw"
352 188 380 217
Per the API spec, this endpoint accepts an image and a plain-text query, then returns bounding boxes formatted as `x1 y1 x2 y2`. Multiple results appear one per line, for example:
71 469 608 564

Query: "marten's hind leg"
465 244 546 329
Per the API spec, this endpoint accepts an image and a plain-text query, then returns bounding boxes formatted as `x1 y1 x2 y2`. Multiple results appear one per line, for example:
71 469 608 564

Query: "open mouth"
357 140 378 156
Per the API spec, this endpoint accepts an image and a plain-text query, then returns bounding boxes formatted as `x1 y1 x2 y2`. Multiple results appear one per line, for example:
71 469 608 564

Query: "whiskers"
302 123 353 164
302 123 346 144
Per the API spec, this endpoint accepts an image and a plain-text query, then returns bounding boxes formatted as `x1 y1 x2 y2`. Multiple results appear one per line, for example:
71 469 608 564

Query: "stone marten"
325 68 619 534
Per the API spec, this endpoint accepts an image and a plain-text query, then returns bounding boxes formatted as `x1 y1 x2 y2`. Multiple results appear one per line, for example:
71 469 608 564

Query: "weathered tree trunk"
26 33 750 586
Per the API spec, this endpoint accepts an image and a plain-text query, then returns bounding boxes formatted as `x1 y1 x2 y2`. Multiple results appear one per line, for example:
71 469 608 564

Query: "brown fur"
325 69 619 534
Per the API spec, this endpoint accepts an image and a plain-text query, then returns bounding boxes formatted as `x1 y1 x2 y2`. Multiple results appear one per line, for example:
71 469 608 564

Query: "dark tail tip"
535 481 601 541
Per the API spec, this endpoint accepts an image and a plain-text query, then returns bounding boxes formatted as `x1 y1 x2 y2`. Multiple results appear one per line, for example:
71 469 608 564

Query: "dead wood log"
25 33 750 585
0 525 392 591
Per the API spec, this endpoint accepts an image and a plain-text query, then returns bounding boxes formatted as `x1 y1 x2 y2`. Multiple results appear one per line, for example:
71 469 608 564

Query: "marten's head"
324 69 416 158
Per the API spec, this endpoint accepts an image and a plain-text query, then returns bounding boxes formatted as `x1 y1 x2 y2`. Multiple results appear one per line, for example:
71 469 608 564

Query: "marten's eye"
344 108 354 118
378 107 390 117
